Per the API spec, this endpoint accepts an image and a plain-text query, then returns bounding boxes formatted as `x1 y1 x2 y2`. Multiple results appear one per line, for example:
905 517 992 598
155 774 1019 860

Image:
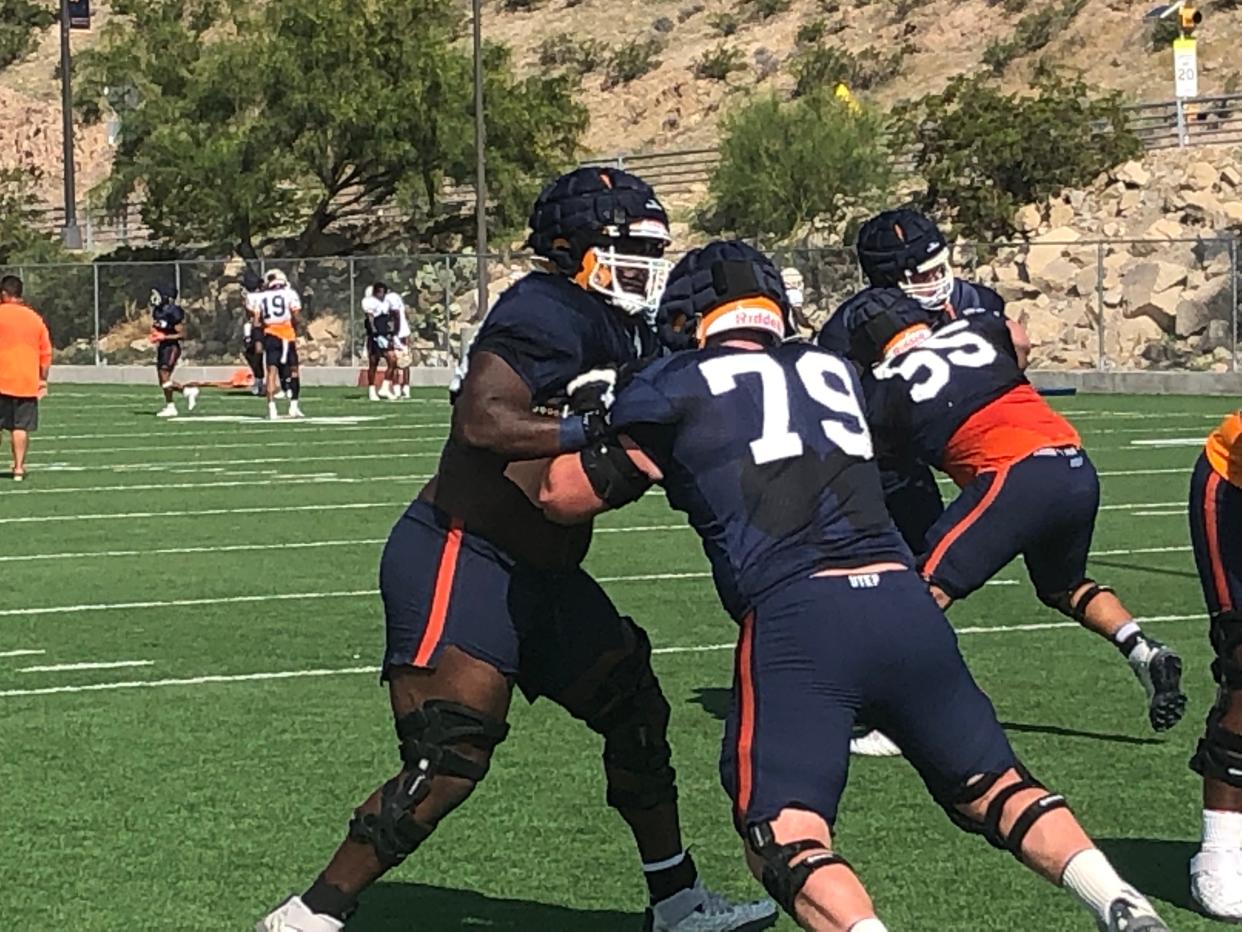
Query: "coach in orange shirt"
0 275 51 481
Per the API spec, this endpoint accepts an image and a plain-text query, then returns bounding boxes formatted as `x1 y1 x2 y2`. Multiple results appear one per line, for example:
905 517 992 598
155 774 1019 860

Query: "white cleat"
645 880 777 932
1190 850 1242 922
156 404 178 418
255 895 344 932
401 385 411 398
184 386 199 411
368 387 380 402
276 389 288 400
1096 892 1171 931
850 729 903 758
250 382 264 396
288 401 304 418
268 402 280 421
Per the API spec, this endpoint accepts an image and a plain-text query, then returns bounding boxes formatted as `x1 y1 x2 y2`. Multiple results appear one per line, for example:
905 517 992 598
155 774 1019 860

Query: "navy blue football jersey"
863 310 1025 469
463 272 655 406
609 342 911 620
152 302 185 339
816 279 1005 359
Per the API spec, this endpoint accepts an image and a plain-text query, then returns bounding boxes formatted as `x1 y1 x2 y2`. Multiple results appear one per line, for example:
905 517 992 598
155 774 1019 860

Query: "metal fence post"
348 257 357 369
1096 242 1105 371
1232 237 1239 373
174 260 182 304
93 263 101 366
443 256 453 366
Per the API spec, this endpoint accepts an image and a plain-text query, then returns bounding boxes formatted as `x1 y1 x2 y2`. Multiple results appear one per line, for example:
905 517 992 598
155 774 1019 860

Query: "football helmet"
527 167 672 317
265 269 290 290
149 283 177 308
657 240 792 349
840 287 933 367
856 208 954 311
780 267 805 309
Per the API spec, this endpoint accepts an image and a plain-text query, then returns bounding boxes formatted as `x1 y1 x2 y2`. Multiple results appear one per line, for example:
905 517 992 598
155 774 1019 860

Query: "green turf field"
0 385 1230 931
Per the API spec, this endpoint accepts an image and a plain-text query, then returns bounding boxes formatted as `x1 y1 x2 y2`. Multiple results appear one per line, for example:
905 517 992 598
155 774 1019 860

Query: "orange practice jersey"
1206 411 1242 489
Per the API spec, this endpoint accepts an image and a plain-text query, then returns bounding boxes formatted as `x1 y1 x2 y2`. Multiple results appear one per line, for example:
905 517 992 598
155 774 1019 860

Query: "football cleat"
250 382 265 396
368 386 380 401
156 404 178 418
255 895 344 932
276 389 288 400
184 386 199 411
1128 638 1187 732
268 402 280 421
850 729 903 758
1096 894 1170 931
288 401 304 418
644 880 777 932
401 385 411 398
1190 849 1242 921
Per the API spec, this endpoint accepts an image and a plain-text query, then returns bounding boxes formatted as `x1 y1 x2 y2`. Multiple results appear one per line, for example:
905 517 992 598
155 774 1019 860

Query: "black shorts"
379 501 632 701
263 334 299 368
719 571 1017 831
156 341 182 372
368 335 395 359
919 446 1098 600
0 394 38 431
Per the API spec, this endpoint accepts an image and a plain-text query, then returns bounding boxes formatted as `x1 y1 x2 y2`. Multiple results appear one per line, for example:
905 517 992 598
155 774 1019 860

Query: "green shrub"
708 11 740 35
892 70 1142 239
537 32 608 75
984 0 1086 73
694 44 745 80
0 0 55 70
744 0 791 20
1148 17 1181 51
604 38 664 87
703 90 893 241
791 45 856 97
796 18 826 45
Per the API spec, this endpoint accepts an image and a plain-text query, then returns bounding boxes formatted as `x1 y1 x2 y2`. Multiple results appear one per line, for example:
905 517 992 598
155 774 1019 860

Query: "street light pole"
59 0 82 249
472 0 488 318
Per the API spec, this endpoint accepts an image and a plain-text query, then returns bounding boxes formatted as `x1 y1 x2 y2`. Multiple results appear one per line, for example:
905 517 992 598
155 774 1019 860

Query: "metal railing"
4 235 1238 374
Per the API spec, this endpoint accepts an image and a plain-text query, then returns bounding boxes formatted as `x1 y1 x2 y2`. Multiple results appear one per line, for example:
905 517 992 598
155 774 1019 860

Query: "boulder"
1114 160 1151 188
1072 266 1098 298
1119 188 1143 214
1175 276 1234 337
1014 203 1042 233
1182 189 1223 221
1222 165 1242 189
1048 201 1075 229
1030 256 1079 295
1182 160 1219 192
1024 227 1081 281
307 315 342 342
1224 201 1242 226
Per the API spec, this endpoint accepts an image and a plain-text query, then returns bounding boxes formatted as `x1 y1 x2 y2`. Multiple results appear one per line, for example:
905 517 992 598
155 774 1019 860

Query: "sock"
290 377 301 401
380 379 391 395
645 849 697 905
1113 622 1155 662
1061 848 1144 922
302 875 358 921
1203 810 1242 852
849 920 889 932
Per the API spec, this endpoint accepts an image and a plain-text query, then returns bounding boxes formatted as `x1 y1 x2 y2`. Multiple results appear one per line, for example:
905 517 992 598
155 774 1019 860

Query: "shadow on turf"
690 686 731 720
354 883 635 930
1096 837 1201 913
1089 557 1198 582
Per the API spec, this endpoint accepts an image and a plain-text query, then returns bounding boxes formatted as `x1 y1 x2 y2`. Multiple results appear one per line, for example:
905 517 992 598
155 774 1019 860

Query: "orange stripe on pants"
923 466 1011 579
412 519 464 667
1205 471 1233 613
735 610 756 821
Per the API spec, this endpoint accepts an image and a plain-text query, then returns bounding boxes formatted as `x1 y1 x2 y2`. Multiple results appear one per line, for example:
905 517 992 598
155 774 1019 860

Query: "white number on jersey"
698 351 873 466
872 319 997 402
255 287 301 326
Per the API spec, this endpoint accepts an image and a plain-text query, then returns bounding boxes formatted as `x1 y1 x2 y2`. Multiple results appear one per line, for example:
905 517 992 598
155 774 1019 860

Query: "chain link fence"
3 237 1239 373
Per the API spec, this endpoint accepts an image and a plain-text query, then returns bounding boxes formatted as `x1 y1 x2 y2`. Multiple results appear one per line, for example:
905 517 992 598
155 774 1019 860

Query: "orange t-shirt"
941 383 1082 486
1206 412 1242 489
0 300 52 398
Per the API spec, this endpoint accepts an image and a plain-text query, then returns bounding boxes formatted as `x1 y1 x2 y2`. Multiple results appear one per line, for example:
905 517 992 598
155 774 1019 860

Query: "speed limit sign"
1174 37 1199 98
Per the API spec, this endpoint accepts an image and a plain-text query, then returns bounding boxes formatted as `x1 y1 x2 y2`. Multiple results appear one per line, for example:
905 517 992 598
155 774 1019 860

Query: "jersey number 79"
698 352 874 465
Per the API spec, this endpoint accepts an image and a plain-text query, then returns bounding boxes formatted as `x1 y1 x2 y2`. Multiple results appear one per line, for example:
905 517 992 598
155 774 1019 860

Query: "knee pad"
579 621 678 811
1038 579 1113 623
1210 611 1242 689
348 700 509 869
747 822 851 917
944 767 1070 860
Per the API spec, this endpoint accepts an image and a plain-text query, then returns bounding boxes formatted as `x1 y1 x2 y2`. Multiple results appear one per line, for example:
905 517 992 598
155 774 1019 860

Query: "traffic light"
67 0 91 30
1179 2 1201 36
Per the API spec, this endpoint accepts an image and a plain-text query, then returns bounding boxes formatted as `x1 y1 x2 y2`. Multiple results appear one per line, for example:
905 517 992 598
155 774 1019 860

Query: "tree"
893 70 1142 239
75 0 588 256
703 90 893 242
0 169 65 264
0 0 54 71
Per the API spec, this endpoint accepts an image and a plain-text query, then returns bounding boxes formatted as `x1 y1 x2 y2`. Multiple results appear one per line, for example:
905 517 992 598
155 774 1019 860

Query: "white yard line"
24 449 441 474
3 475 432 496
1133 511 1184 517
0 538 387 563
0 501 403 526
0 649 45 658
37 433 447 457
0 613 1203 700
19 660 153 673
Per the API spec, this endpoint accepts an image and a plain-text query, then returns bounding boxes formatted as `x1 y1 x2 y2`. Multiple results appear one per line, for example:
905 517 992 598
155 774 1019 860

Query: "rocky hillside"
5 0 1242 205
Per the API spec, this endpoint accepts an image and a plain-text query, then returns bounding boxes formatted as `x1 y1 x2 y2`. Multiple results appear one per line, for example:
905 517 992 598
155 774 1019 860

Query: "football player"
846 289 1186 734
256 169 776 932
242 268 267 396
536 240 1170 932
150 284 199 418
390 287 412 399
251 269 304 419
1187 411 1242 920
363 281 398 401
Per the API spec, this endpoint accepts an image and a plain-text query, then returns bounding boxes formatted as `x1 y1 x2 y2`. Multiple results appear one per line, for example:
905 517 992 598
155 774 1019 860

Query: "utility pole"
472 0 488 321
59 0 82 248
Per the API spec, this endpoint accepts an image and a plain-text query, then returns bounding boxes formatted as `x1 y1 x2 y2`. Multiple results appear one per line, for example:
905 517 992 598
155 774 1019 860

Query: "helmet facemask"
577 222 672 317
899 248 953 311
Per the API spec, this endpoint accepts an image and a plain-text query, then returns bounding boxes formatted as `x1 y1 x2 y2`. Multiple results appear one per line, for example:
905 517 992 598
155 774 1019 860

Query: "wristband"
558 414 589 453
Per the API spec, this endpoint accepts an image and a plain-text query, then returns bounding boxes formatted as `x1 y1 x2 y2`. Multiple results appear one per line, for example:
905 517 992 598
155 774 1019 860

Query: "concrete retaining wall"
1027 369 1242 395
49 365 456 387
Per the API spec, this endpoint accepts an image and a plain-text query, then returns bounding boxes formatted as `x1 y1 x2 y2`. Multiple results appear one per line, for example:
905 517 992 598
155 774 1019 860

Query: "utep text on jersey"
609 340 911 619
864 309 1079 487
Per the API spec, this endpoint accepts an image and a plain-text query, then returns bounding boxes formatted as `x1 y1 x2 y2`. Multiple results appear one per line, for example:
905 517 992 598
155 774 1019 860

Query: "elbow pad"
581 440 651 509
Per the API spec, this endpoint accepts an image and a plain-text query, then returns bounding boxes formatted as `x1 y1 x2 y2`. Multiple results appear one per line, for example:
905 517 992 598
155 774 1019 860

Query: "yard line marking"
0 538 388 563
0 649 45 658
24 449 442 474
1134 511 1184 517
3 475 432 496
36 423 427 442
37 433 448 457
0 613 1205 700
1095 467 1191 477
1129 438 1208 447
0 501 404 526
1091 545 1190 557
19 660 153 673
1098 501 1181 511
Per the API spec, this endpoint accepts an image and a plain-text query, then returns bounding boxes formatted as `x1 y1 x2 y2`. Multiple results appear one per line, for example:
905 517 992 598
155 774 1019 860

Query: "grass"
0 385 1229 930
